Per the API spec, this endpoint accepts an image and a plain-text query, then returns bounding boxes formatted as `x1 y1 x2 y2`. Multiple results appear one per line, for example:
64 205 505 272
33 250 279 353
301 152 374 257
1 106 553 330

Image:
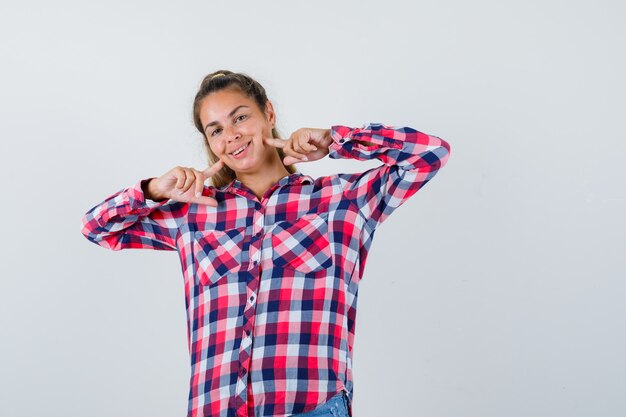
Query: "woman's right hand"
143 159 225 206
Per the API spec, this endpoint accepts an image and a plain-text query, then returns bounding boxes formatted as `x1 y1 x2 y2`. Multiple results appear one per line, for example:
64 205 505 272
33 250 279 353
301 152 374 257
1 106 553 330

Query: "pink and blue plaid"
81 123 451 417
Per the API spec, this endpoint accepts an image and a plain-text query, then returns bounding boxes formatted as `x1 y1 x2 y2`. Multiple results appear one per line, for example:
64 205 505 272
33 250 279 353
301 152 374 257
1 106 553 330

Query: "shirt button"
339 138 345 143
249 295 256 304
253 260 258 266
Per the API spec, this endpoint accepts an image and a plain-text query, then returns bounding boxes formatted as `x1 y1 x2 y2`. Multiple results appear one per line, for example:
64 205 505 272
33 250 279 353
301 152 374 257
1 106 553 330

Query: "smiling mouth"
230 142 250 156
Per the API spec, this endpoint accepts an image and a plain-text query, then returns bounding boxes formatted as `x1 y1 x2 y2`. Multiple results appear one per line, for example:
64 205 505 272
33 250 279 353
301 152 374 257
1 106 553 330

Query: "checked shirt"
80 122 451 417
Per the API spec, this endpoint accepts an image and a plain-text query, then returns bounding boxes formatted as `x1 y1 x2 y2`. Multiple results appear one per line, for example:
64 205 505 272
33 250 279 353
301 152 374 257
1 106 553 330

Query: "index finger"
202 159 225 177
264 137 286 148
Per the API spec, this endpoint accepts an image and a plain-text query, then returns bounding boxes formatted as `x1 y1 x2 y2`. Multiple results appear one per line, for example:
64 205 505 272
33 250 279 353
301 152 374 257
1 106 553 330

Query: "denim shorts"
290 390 350 417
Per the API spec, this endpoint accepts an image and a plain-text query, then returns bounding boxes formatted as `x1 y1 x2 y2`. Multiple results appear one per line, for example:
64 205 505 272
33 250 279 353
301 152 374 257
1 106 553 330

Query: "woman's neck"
236 163 291 201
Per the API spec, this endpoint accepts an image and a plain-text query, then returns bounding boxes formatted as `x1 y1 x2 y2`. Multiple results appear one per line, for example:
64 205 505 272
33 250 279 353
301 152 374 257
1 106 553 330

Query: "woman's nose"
223 125 241 141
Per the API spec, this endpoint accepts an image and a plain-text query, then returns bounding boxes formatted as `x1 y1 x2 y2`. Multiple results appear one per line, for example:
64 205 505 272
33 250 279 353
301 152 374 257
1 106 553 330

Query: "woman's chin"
229 157 260 173
225 144 275 174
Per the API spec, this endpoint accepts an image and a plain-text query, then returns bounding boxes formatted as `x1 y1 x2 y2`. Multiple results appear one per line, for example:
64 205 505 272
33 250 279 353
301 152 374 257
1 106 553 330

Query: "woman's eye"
210 116 245 137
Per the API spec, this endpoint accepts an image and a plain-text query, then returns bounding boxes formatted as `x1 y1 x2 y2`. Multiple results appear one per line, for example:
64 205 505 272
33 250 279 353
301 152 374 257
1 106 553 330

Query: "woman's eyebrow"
204 105 250 132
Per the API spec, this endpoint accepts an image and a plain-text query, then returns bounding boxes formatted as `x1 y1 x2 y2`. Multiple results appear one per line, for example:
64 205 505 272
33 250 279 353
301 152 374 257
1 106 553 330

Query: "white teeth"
231 142 249 155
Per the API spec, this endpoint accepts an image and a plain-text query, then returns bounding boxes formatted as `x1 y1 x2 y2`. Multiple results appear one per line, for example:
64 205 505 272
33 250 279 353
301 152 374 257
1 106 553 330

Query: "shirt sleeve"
80 178 187 251
328 122 451 231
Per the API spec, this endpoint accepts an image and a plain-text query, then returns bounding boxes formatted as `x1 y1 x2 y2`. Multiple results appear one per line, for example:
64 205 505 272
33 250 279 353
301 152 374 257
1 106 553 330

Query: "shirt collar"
222 172 314 196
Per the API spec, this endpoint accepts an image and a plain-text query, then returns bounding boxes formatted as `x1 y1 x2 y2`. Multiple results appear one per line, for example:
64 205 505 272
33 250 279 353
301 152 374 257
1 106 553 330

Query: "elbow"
432 136 451 170
80 212 112 249
80 212 93 241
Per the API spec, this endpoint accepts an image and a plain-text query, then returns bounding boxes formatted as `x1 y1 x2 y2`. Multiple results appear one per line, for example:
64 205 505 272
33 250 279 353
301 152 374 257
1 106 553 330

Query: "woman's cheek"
210 141 225 157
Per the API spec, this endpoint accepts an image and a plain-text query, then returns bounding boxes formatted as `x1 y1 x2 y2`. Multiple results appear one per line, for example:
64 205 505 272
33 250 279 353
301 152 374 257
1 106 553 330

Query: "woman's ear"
265 100 276 126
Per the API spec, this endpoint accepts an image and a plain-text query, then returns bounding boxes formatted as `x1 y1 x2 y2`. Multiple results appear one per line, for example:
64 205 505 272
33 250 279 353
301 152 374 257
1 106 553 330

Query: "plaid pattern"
271 212 333 273
81 123 451 417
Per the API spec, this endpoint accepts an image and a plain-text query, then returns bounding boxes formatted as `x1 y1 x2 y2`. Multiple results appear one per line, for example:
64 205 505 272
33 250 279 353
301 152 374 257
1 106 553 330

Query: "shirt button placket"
249 210 263 269
234 207 262 415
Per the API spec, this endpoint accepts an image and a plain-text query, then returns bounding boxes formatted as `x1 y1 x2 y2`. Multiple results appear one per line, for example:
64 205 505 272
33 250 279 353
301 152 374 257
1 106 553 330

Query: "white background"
1 1 624 416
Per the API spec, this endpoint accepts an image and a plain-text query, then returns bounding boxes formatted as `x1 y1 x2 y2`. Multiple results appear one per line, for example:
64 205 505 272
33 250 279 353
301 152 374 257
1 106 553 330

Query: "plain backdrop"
1 1 624 416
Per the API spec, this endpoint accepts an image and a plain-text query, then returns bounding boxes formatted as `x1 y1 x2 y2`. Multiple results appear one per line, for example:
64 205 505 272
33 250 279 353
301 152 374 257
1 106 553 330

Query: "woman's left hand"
264 128 333 165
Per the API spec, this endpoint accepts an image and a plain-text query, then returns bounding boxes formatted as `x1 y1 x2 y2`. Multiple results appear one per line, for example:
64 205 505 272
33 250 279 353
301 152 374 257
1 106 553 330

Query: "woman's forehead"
201 89 256 114
206 87 251 104
201 96 254 122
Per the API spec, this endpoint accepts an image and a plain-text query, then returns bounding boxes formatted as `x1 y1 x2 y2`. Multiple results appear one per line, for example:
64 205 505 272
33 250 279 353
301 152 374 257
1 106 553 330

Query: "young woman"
81 70 451 417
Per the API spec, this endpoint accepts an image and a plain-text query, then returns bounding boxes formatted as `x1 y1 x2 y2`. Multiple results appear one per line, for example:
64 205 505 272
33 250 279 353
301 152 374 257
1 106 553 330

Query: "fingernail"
178 190 184 195
195 192 201 198
301 156 308 161
311 146 317 151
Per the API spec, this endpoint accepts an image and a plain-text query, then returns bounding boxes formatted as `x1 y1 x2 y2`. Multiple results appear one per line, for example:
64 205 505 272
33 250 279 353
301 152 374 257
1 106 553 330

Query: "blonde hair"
192 70 297 188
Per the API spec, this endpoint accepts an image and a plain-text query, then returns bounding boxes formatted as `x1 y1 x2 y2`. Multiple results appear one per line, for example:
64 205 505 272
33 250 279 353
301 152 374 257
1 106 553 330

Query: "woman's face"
198 87 278 176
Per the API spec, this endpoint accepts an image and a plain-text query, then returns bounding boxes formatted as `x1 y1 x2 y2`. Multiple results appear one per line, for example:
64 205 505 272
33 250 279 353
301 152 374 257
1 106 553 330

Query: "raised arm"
80 178 187 251
328 122 451 231
81 161 225 251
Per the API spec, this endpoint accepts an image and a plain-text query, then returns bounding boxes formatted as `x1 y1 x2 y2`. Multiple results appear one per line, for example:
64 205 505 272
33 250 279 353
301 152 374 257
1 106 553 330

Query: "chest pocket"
193 227 247 286
271 212 333 273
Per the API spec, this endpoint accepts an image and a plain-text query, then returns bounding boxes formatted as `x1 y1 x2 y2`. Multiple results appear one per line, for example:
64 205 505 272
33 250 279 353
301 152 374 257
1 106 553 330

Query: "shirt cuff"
328 125 353 152
329 123 404 151
128 178 171 210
